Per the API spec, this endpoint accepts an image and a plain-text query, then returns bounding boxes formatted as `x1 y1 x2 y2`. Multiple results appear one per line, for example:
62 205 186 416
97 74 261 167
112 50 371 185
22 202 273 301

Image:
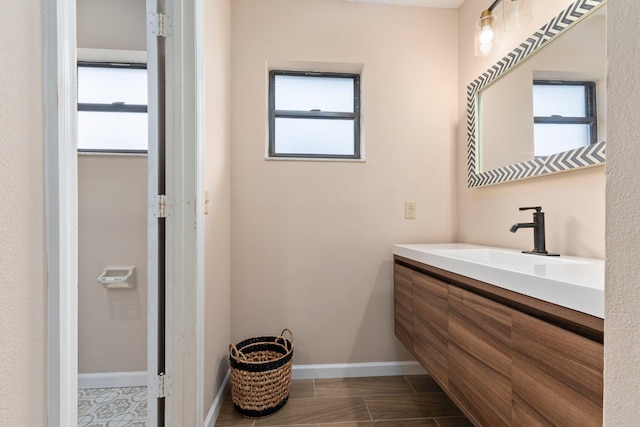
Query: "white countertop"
393 243 604 318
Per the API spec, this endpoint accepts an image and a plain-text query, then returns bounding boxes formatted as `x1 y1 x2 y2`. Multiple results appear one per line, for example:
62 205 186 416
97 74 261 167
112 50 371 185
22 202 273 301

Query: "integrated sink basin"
392 243 604 318
431 248 588 267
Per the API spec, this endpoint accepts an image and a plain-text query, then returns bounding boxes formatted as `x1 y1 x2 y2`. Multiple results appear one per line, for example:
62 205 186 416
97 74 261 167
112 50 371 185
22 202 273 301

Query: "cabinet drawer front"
394 266 412 312
512 311 603 427
413 272 448 300
394 298 413 350
412 273 449 384
449 287 512 427
394 264 413 349
395 263 413 287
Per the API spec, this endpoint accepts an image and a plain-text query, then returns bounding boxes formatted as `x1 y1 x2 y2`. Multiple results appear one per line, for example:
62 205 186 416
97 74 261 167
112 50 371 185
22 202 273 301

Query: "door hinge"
152 194 171 218
149 12 171 37
150 373 170 398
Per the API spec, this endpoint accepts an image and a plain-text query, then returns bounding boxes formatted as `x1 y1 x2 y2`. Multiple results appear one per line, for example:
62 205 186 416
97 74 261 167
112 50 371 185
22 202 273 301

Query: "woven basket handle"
276 328 293 350
229 343 248 361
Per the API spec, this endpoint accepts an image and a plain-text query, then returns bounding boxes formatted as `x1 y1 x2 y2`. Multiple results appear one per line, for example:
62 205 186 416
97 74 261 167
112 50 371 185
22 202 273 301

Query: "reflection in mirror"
467 0 606 187
532 80 598 156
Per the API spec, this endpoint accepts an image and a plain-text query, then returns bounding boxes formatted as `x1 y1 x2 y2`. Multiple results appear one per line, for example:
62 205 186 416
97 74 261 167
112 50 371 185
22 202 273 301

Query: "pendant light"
474 8 499 57
503 0 532 32
474 0 533 57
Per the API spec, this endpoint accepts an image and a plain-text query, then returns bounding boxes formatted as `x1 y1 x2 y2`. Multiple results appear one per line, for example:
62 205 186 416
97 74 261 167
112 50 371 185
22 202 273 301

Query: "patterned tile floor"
78 386 147 427
216 375 473 427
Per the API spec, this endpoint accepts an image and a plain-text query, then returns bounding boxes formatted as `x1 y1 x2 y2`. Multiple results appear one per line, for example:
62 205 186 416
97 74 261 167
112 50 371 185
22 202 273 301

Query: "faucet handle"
519 206 542 213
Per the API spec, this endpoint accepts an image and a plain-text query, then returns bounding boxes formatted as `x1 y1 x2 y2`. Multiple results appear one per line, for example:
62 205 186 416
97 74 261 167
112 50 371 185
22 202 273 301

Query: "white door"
147 0 204 424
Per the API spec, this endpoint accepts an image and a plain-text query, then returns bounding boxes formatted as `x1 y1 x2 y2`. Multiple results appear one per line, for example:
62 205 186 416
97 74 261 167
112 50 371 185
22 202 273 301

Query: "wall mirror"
467 0 606 187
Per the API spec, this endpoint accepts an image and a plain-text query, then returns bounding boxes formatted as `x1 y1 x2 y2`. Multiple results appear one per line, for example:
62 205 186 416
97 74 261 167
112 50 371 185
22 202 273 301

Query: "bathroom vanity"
393 243 604 427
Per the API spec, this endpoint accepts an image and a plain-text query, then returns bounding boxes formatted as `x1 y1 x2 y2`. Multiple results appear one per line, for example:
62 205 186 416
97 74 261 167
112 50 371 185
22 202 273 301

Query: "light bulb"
479 41 493 55
479 26 494 44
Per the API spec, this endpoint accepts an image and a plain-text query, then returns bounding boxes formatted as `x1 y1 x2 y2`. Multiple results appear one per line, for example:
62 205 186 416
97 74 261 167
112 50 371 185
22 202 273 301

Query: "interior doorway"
46 0 205 426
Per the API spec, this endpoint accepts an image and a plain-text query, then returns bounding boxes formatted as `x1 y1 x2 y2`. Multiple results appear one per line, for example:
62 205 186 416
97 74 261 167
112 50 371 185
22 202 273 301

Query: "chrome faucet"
510 206 559 256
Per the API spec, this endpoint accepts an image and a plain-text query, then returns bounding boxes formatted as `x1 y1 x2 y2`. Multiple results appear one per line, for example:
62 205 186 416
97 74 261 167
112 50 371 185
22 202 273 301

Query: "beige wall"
76 0 148 374
203 0 232 414
457 0 605 259
0 0 46 425
77 156 148 373
605 1 640 423
231 0 458 364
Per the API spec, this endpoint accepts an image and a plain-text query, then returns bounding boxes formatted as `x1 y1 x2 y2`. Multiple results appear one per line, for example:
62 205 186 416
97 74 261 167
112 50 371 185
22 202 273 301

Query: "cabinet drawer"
394 264 413 350
512 311 603 426
412 272 449 384
449 286 512 427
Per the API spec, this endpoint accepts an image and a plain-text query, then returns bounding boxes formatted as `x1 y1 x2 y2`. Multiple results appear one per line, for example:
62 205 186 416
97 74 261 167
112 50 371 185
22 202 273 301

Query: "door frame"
45 0 77 425
44 0 205 425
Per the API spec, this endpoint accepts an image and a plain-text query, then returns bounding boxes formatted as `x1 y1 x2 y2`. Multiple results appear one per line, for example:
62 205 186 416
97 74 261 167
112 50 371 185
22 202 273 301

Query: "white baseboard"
203 361 425 426
204 370 231 427
291 361 426 380
78 371 147 389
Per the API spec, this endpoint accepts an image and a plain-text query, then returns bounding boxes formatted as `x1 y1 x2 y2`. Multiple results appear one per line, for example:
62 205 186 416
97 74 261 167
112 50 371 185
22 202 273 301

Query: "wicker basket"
229 329 293 418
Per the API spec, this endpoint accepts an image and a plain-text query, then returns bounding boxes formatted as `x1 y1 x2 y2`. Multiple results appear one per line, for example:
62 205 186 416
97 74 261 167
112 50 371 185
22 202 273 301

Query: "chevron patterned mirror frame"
466 0 606 188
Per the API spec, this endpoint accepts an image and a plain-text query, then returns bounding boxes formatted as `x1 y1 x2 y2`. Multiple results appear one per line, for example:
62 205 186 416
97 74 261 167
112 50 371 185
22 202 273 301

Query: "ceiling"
342 0 463 7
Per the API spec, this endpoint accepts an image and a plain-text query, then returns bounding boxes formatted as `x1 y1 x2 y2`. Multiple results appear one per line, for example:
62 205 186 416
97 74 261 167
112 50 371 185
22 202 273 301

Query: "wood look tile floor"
215 375 473 427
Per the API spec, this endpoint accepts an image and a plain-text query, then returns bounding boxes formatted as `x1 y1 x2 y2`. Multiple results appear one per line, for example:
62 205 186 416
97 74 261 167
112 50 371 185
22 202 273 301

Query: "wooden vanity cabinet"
393 256 604 427
393 263 413 351
449 287 512 427
413 272 449 385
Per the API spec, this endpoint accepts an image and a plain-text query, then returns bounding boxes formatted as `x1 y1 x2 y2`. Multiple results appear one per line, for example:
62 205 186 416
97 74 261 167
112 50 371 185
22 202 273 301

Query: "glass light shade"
503 0 532 32
474 11 499 57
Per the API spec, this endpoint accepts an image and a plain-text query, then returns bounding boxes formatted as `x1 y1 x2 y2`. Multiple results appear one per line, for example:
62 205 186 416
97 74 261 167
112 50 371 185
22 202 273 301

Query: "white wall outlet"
405 201 416 219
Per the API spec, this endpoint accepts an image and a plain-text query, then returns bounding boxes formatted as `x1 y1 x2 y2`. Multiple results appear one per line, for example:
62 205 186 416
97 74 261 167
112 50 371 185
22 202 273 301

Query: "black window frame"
77 61 149 154
268 70 361 160
533 80 598 148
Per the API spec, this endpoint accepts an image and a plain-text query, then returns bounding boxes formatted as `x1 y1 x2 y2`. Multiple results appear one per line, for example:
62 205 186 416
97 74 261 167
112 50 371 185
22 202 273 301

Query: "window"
532 80 597 157
77 62 148 153
268 70 361 159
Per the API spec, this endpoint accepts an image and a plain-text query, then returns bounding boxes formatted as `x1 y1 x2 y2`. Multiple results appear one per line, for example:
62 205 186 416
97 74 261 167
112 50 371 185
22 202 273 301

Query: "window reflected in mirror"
533 80 597 157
